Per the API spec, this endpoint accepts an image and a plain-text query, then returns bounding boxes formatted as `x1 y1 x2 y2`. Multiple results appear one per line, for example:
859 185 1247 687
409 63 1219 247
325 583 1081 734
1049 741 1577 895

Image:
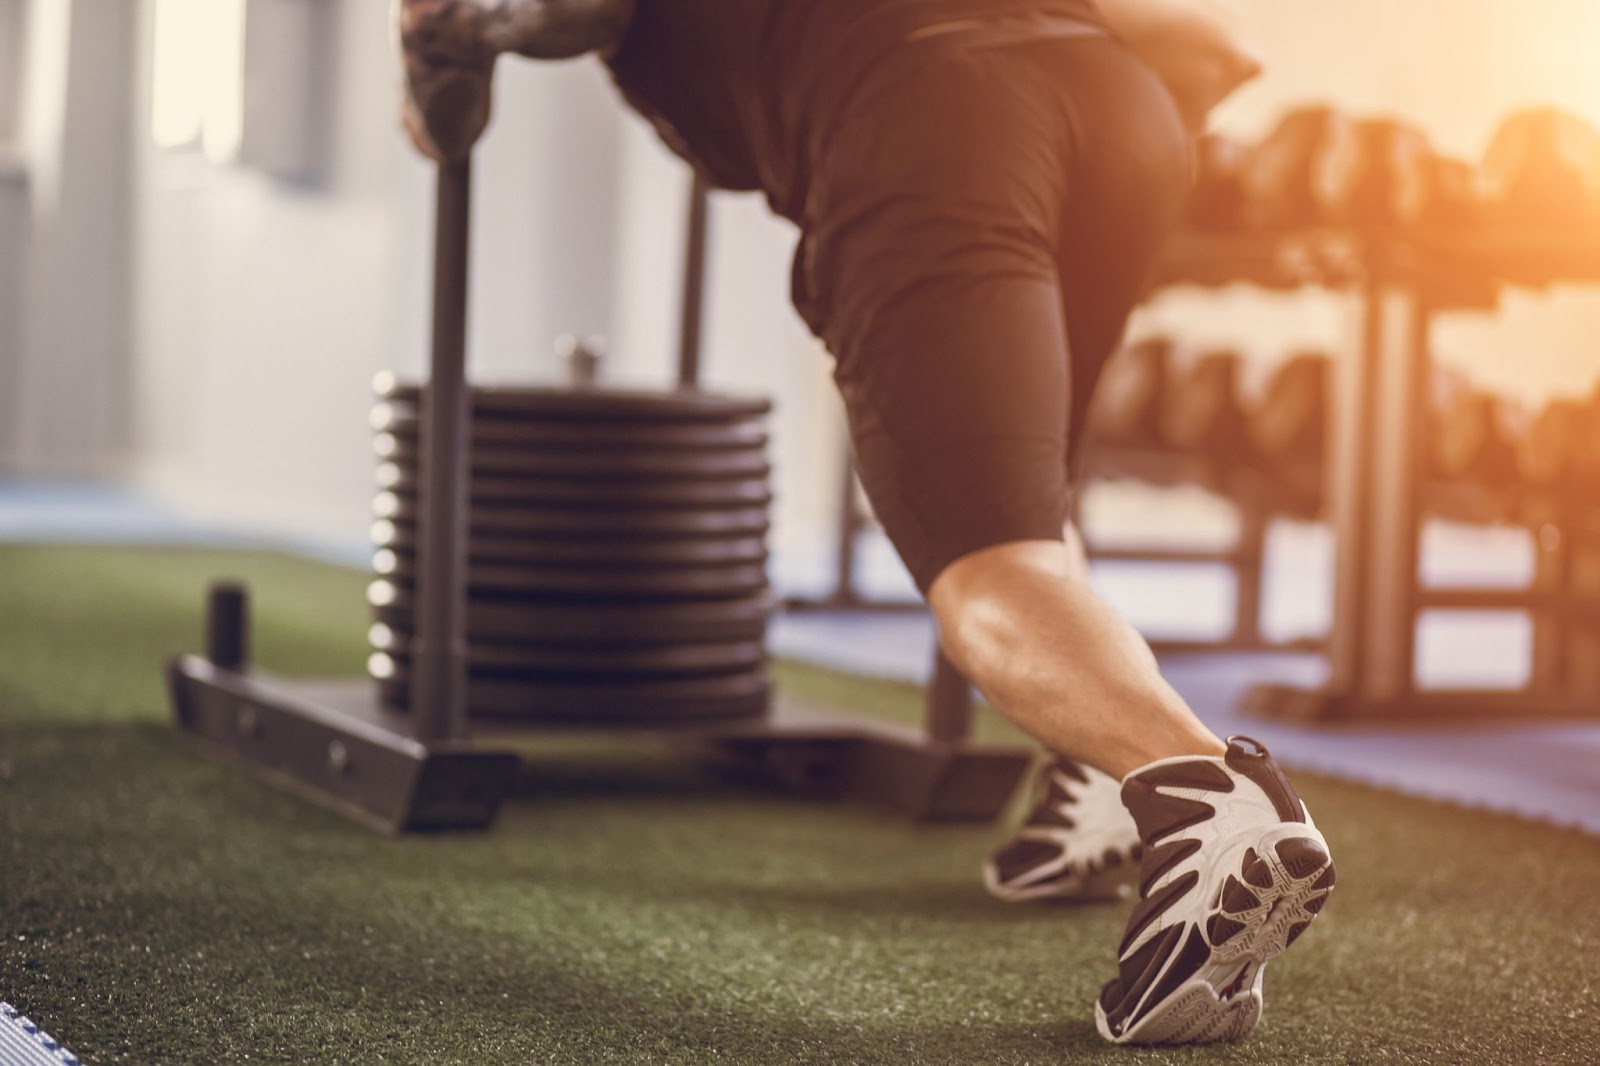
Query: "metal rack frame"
1164 229 1600 721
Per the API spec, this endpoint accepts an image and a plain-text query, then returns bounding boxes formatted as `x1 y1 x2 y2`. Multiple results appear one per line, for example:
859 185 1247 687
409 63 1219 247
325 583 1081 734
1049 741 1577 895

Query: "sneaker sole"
983 860 1136 904
1095 825 1336 1045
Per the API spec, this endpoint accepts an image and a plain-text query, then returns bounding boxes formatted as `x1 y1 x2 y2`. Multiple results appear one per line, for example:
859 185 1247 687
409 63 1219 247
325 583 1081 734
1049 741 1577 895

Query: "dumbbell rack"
1155 227 1600 720
167 168 1033 832
799 224 1600 729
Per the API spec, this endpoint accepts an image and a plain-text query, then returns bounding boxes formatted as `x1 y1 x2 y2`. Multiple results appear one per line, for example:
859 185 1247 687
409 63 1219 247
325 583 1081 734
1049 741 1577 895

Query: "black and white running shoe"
983 756 1142 903
1095 736 1336 1045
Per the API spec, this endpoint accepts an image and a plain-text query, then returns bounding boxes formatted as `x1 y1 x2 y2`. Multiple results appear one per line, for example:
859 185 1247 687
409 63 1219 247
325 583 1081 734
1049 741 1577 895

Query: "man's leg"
799 34 1333 1045
912 39 1332 1047
929 541 1224 778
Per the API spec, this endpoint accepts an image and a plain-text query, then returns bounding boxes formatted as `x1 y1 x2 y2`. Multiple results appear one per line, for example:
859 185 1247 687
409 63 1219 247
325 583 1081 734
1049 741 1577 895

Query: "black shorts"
789 33 1190 593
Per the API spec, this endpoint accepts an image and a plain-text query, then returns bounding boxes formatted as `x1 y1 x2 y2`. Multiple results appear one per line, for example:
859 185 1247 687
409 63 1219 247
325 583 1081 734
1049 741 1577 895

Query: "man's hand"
398 0 636 164
1095 0 1262 133
399 0 497 164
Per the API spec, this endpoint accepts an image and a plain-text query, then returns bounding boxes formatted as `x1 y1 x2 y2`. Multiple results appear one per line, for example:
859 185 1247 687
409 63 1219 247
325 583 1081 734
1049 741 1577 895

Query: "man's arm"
1093 0 1262 132
398 0 635 164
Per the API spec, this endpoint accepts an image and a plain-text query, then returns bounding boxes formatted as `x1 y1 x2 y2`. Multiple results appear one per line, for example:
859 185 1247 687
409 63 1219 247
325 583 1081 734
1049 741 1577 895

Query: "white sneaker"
1095 736 1336 1045
983 756 1142 903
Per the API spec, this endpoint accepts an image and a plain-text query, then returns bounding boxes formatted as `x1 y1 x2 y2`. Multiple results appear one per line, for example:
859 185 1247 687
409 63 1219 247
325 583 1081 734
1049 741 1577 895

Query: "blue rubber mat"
771 609 1600 836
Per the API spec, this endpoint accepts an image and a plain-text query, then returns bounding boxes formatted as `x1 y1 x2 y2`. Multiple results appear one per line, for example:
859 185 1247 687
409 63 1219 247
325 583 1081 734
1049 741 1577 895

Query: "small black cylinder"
925 651 974 744
207 582 250 671
678 174 709 388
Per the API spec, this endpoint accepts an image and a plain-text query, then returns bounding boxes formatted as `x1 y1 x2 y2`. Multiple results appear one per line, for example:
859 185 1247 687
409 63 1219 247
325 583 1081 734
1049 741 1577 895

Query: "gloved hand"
398 0 636 164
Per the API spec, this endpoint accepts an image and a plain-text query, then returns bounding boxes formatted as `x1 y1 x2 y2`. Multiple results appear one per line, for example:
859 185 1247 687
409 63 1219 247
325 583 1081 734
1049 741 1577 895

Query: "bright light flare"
150 0 246 162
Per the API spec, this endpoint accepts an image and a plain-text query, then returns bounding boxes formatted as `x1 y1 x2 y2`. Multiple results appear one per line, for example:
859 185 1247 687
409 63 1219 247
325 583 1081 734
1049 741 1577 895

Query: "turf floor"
0 544 1596 1065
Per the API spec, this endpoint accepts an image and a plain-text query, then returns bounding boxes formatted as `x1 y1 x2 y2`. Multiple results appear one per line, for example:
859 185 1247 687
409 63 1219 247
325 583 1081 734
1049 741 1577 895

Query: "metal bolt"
327 740 351 776
237 704 260 739
558 333 603 388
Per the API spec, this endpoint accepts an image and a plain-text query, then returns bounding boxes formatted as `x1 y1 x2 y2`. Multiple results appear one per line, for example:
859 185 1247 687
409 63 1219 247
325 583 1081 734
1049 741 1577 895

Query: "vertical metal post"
833 450 861 605
1231 492 1268 648
1529 518 1570 694
1566 531 1600 700
411 160 473 742
1324 281 1383 692
926 651 975 743
1358 289 1428 702
206 582 250 672
678 173 710 388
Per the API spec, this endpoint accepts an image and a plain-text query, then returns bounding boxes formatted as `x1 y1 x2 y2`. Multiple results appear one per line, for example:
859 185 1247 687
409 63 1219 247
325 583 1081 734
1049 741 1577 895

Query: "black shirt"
606 0 1108 218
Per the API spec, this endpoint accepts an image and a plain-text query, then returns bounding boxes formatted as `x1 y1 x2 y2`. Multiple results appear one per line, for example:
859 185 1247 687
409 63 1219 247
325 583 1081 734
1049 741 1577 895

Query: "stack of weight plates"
365 377 776 725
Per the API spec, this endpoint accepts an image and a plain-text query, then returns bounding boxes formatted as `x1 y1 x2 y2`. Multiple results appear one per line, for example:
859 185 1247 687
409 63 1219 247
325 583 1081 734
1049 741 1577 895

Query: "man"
397 0 1335 1045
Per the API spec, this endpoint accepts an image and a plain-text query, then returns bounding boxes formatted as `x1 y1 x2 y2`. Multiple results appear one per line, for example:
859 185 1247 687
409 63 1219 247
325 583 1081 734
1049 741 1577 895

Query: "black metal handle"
410 160 474 742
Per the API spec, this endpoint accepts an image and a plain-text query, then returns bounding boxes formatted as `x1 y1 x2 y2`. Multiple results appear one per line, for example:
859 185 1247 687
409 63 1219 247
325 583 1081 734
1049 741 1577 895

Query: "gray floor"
5 477 1598 835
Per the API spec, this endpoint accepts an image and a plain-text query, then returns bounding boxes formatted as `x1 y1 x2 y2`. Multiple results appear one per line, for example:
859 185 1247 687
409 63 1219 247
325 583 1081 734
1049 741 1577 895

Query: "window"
149 0 247 162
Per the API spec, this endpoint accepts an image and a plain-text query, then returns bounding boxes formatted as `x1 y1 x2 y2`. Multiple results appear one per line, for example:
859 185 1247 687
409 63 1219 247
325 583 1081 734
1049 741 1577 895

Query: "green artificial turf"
1 544 1597 1065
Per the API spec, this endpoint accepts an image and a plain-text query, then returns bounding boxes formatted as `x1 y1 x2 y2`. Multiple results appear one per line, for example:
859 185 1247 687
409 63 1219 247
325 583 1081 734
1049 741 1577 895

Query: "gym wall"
5 0 137 478
126 1 627 546
0 0 22 468
0 0 24 144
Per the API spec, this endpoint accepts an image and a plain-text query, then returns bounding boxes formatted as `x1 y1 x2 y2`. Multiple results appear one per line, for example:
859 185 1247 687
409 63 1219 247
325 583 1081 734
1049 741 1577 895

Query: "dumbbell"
1247 350 1330 462
1518 392 1600 490
1239 104 1360 228
1160 348 1248 459
1314 117 1437 228
1087 336 1172 447
1481 107 1600 228
1430 386 1522 490
1189 134 1250 230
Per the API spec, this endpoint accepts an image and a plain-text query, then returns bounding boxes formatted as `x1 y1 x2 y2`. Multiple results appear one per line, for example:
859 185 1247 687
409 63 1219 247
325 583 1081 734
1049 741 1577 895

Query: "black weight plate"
373 506 769 541
377 669 771 723
368 637 766 679
377 557 770 599
375 477 774 510
375 532 768 568
374 443 769 480
369 585 773 645
375 382 771 422
371 409 769 451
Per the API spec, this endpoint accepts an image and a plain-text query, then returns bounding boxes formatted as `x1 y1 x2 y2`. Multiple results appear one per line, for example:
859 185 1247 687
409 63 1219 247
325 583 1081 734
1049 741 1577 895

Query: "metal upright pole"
678 172 709 388
833 450 862 605
926 651 975 744
412 159 474 741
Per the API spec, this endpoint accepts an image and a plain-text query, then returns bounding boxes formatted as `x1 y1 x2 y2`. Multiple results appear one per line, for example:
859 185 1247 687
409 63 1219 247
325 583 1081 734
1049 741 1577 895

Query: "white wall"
0 160 25 463
698 190 849 579
8 0 138 476
0 0 24 143
128 1 624 543
0 0 28 465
